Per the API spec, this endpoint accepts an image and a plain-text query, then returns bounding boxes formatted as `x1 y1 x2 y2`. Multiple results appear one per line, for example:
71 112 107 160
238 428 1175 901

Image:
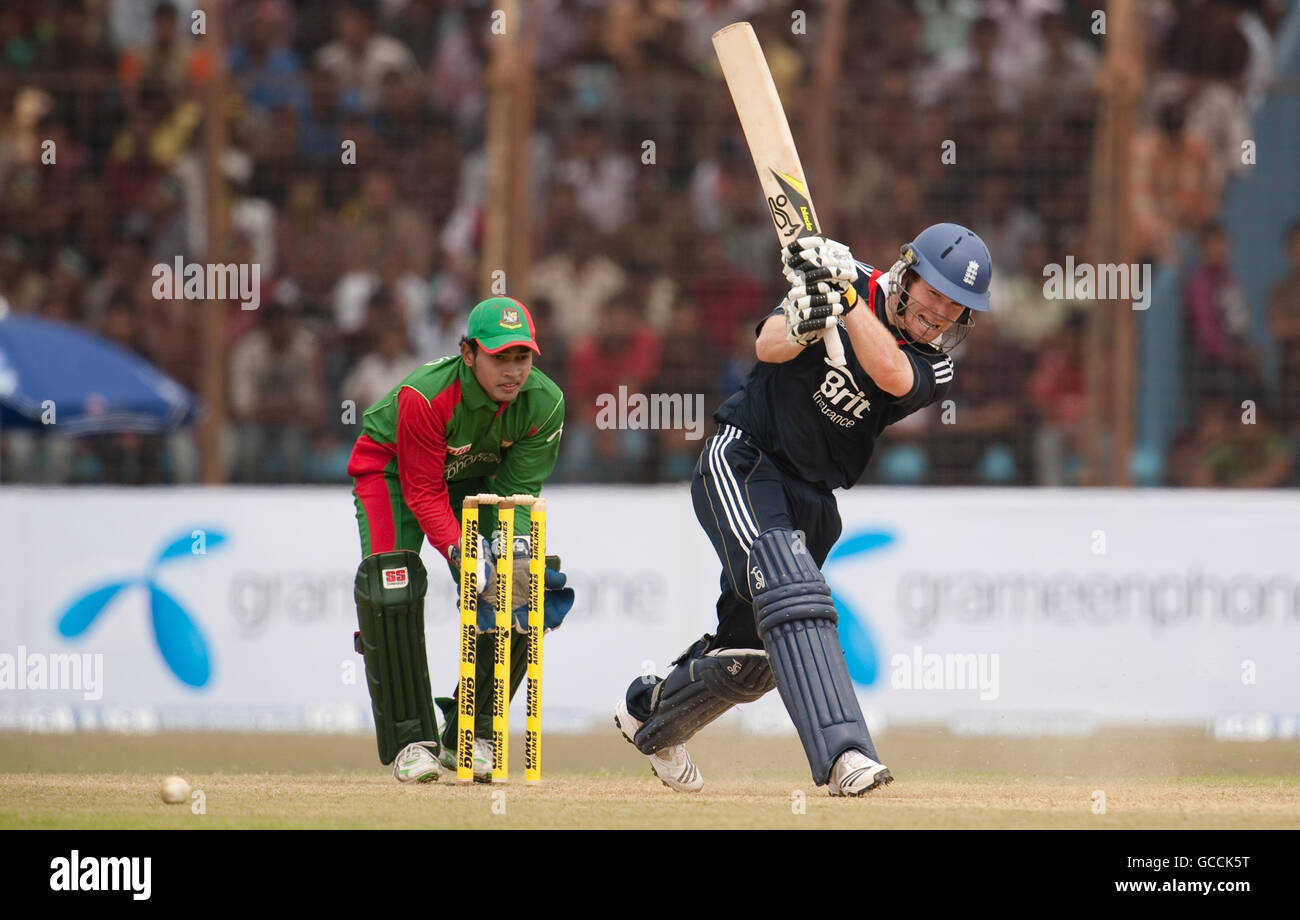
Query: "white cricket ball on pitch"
160 775 191 804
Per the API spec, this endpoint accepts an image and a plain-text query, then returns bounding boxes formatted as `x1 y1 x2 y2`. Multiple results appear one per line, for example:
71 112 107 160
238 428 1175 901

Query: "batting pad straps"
634 648 776 754
748 531 838 632
749 528 879 785
354 550 438 765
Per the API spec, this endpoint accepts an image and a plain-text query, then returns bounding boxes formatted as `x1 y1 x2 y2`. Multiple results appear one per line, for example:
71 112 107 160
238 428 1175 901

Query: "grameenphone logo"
55 528 229 687
824 529 895 687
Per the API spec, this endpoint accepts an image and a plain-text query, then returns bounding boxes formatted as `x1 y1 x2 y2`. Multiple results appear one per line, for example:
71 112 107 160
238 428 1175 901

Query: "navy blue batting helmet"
900 223 992 312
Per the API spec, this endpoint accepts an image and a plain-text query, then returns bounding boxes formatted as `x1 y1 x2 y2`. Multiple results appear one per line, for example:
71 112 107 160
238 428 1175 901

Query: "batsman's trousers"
691 423 843 651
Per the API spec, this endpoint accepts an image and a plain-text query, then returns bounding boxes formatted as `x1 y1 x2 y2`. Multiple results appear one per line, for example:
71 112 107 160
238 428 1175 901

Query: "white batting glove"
783 236 859 285
782 295 832 348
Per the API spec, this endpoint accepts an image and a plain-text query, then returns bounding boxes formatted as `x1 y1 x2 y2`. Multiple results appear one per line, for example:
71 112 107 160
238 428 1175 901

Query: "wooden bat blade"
713 21 847 367
712 22 821 243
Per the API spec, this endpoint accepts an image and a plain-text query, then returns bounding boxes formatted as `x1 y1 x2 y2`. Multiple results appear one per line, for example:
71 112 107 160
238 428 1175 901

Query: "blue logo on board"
824 529 895 687
56 528 228 687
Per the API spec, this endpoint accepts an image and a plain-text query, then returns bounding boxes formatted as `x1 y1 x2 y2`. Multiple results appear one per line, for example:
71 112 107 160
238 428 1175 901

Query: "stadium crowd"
0 0 1293 486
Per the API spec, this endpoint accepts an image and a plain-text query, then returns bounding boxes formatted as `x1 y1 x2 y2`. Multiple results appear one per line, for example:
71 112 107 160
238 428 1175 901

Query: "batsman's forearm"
755 315 804 363
844 306 913 396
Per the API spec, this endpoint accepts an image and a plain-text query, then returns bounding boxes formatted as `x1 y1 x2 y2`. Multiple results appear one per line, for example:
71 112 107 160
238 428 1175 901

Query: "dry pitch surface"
1 728 1297 829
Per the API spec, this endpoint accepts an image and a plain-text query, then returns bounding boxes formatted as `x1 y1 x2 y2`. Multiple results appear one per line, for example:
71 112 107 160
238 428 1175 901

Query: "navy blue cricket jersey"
714 262 954 490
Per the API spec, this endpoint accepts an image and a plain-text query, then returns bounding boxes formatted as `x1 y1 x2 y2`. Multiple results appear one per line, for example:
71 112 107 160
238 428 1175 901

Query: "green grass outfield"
2 728 1297 829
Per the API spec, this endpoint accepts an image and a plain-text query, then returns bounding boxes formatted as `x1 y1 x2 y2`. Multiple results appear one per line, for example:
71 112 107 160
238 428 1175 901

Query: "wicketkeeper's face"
898 277 966 345
466 344 534 403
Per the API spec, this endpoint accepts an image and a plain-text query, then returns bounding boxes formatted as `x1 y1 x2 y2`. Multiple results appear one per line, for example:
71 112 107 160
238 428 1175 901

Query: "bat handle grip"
823 325 847 368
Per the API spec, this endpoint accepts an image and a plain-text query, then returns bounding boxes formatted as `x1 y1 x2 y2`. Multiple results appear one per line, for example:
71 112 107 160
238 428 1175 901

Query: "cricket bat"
712 21 848 368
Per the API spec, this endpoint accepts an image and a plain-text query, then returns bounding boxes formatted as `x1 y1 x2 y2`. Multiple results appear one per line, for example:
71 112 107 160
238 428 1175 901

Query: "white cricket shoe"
828 749 892 796
393 742 442 784
614 699 704 793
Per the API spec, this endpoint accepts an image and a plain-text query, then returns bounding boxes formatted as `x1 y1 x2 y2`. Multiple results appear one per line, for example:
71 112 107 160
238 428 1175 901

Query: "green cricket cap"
466 296 540 354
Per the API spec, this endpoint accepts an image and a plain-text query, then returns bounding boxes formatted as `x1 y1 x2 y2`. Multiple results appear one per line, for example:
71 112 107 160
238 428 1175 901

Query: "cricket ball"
160 775 191 804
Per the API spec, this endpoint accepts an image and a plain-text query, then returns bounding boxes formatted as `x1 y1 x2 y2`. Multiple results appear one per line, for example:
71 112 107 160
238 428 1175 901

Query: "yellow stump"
457 500 480 783
525 499 545 783
492 501 514 782
457 493 546 784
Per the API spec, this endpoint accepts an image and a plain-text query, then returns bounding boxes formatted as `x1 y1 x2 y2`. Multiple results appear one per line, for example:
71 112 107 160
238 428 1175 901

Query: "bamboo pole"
198 8 228 483
805 0 847 233
481 0 521 297
1084 0 1141 484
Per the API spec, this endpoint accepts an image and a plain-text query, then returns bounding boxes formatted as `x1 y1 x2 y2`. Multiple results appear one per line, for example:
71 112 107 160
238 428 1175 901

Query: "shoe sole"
829 767 893 797
614 703 702 794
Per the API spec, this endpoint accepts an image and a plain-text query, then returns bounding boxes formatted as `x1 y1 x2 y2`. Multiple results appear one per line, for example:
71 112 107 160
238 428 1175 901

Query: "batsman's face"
899 277 966 345
465 343 534 403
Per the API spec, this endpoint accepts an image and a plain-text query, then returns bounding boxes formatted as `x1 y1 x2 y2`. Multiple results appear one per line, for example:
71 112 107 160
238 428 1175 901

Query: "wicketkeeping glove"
473 556 575 634
447 534 490 593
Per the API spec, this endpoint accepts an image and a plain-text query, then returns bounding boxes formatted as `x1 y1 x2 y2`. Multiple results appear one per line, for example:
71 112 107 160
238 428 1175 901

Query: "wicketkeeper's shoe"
614 699 704 793
473 739 493 783
434 738 494 780
828 749 892 796
393 742 442 784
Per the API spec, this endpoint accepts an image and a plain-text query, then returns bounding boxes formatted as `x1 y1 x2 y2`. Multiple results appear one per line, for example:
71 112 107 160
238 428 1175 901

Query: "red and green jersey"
347 355 565 559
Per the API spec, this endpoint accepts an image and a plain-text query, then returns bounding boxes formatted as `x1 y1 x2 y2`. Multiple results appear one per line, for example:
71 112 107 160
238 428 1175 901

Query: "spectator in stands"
1017 10 1098 125
227 1 306 118
918 16 1021 121
340 168 434 277
916 0 982 60
688 235 765 351
1175 399 1294 488
315 0 418 111
341 312 417 412
530 212 626 341
563 297 662 482
101 294 146 356
375 67 433 152
988 238 1072 350
565 4 623 114
1184 221 1259 410
1268 220 1300 443
415 273 470 362
1128 98 1217 264
122 2 191 102
31 1 116 163
970 174 1041 277
651 297 721 480
229 294 324 482
554 118 635 234
386 0 441 70
428 2 491 127
85 233 148 325
275 175 341 310
1029 311 1088 485
930 315 1034 484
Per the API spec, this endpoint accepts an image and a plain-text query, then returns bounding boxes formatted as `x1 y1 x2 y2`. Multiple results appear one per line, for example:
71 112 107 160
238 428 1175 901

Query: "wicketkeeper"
347 296 572 783
615 224 991 795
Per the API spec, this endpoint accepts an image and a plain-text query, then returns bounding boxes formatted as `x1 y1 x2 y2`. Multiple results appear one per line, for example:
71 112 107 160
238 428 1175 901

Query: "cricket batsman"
615 224 991 795
347 296 570 783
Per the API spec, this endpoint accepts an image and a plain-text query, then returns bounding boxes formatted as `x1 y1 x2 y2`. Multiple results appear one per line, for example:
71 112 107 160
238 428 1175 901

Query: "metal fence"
0 0 1294 487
